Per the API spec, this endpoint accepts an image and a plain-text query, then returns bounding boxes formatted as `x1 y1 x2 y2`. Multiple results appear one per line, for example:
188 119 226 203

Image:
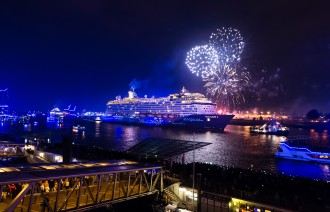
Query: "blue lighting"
139 117 165 126
276 159 330 181
115 126 123 137
282 142 330 155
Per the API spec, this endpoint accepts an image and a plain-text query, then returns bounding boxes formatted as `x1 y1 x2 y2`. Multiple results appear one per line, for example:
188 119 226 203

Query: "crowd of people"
1 176 96 203
8 140 329 211
171 162 330 211
1 183 26 200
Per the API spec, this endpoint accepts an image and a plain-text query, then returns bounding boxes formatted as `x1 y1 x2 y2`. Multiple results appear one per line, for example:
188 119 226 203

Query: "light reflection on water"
82 123 330 181
1 122 330 181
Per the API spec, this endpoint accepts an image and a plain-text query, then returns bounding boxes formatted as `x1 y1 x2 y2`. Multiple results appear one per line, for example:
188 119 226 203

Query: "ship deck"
284 137 330 153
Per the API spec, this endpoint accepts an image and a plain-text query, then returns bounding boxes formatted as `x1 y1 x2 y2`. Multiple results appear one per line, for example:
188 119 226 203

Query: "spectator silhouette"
42 194 50 212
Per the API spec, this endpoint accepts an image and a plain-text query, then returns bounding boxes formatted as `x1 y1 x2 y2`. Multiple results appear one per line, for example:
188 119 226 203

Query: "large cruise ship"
102 87 234 131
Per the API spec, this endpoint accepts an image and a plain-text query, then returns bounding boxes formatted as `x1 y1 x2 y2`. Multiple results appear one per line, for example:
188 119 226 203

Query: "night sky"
1 1 330 114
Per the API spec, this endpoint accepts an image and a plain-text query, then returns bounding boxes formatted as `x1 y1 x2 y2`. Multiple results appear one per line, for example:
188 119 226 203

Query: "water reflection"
1 121 330 180
121 127 139 151
94 121 101 138
23 124 32 131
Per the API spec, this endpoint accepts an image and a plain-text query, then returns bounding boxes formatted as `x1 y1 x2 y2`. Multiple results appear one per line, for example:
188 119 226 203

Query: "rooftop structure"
126 137 212 160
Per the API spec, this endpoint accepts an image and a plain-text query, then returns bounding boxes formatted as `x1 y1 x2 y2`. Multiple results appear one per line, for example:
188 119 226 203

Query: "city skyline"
1 1 330 113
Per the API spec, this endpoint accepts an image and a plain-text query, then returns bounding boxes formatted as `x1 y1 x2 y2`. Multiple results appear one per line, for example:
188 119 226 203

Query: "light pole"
192 132 196 211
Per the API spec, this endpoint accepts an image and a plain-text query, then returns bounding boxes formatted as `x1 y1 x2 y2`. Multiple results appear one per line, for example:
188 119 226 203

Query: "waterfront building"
0 88 9 115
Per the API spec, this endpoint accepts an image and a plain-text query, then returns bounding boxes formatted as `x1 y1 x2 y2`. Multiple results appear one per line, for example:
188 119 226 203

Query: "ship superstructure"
103 87 234 131
106 87 216 116
276 142 330 164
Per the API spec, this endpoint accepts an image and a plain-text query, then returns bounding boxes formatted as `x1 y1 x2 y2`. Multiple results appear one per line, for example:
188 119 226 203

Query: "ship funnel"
128 90 138 99
181 86 189 94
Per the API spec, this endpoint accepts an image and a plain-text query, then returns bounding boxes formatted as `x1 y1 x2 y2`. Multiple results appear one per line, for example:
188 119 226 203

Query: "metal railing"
0 167 163 211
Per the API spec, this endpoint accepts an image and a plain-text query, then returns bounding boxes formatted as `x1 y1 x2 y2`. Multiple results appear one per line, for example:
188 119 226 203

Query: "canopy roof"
127 137 212 159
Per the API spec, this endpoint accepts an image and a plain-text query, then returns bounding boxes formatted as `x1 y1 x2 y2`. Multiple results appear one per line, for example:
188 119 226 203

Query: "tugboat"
250 119 289 136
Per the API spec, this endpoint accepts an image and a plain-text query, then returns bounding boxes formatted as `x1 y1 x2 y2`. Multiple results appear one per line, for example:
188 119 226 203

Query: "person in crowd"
64 178 70 190
52 181 58 192
40 182 45 192
49 180 55 191
1 185 8 201
9 184 16 199
42 194 50 212
44 181 50 193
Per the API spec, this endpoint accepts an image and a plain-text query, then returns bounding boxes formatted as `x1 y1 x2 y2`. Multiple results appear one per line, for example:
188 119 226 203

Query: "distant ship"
47 105 77 123
47 107 64 123
102 87 234 131
276 141 330 164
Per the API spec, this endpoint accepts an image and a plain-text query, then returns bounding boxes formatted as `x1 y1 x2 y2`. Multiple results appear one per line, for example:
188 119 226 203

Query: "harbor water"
1 121 330 181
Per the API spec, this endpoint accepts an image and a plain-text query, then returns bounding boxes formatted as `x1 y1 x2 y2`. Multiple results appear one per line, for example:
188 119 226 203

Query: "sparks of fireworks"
185 27 250 109
204 66 251 108
209 27 244 66
185 45 219 79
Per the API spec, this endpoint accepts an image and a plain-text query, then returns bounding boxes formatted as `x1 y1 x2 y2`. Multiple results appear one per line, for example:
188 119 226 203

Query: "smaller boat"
276 142 330 164
250 120 289 136
72 125 85 132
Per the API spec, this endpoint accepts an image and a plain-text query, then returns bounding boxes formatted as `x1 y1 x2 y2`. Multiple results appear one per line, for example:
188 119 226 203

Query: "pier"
0 142 26 163
0 160 163 211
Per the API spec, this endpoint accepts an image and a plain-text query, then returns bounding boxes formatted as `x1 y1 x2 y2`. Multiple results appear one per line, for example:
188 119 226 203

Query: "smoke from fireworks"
129 78 141 91
185 27 250 110
254 68 284 101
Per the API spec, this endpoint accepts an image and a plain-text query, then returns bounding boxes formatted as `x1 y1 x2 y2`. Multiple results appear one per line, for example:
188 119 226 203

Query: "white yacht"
276 142 330 164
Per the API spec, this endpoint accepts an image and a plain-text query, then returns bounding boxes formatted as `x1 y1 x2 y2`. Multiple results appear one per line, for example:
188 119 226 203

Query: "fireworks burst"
204 66 251 109
186 27 250 110
209 27 244 66
185 45 219 79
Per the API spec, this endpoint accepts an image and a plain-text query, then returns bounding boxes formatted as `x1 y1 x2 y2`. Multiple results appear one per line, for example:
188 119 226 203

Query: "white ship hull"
276 142 330 164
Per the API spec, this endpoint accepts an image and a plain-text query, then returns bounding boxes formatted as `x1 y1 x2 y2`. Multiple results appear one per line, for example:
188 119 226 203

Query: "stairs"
163 187 186 209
